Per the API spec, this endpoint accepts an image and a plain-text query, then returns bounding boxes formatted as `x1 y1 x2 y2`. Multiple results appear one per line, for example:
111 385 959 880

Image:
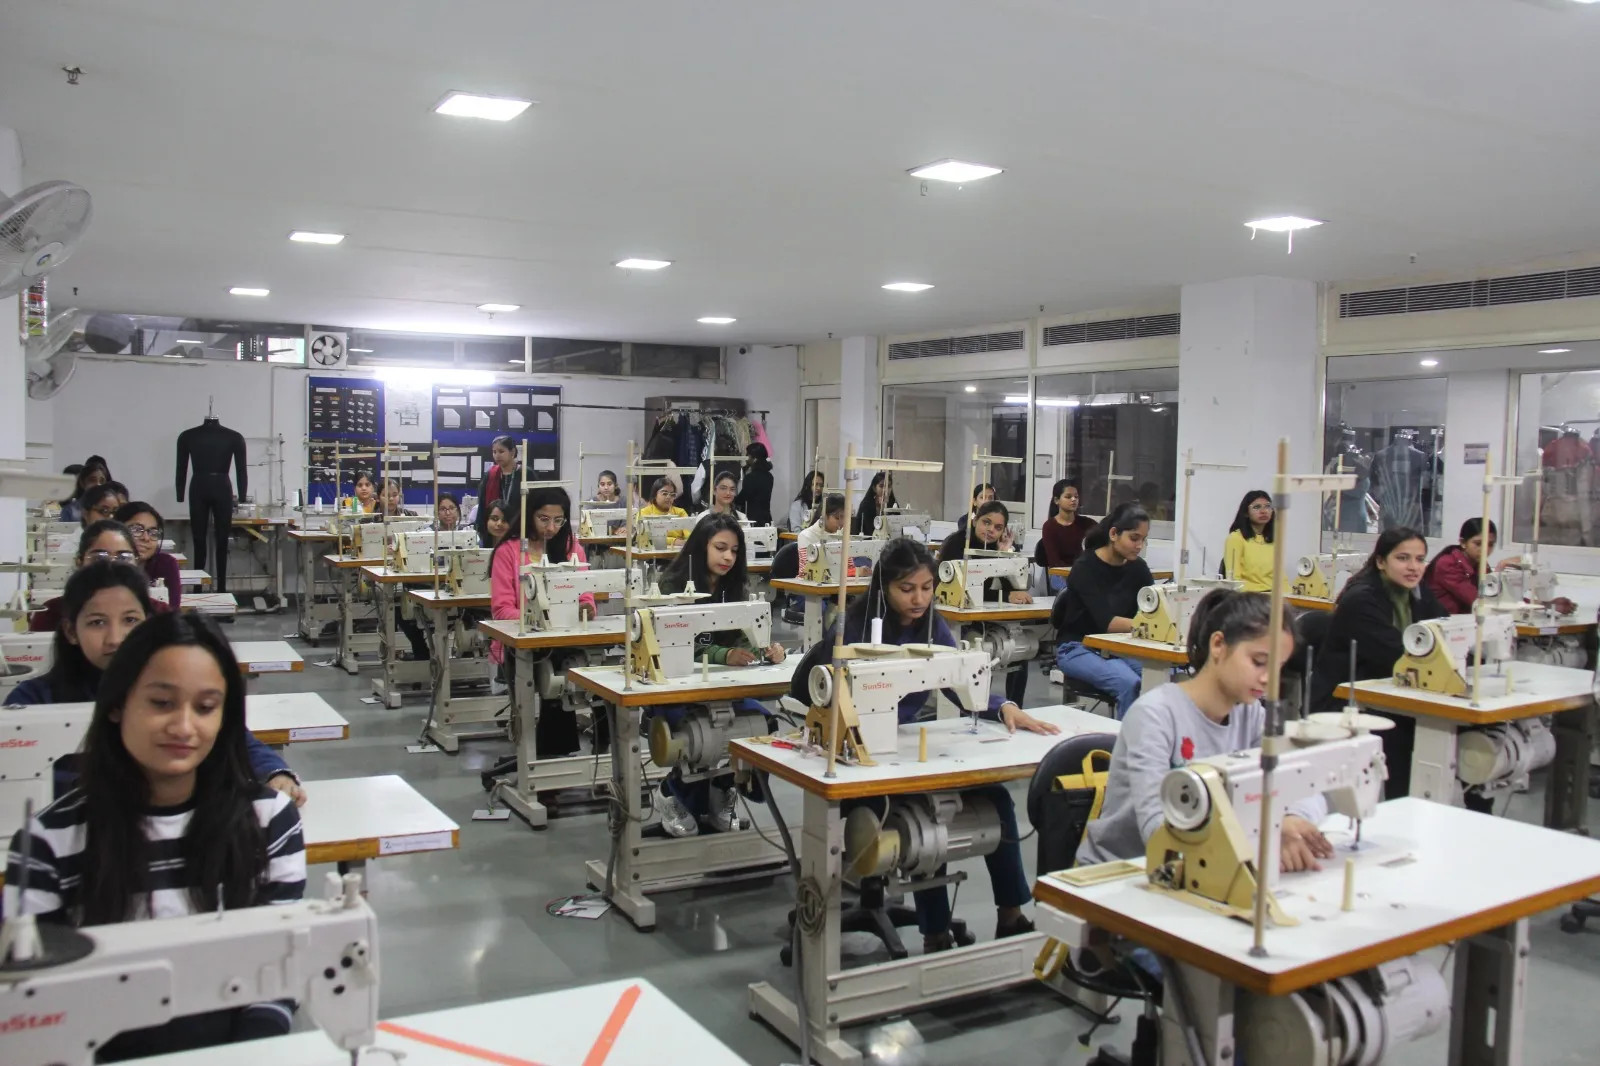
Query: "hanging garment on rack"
750 418 772 461
642 416 681 463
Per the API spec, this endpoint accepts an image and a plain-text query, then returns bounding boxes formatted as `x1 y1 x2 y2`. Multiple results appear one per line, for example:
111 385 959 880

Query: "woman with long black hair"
789 469 825 531
1221 490 1277 592
853 471 897 536
3 612 306 1060
1050 503 1155 717
939 500 1034 703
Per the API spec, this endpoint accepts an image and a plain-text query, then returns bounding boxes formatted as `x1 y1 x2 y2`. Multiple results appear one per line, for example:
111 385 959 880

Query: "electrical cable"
760 769 810 1066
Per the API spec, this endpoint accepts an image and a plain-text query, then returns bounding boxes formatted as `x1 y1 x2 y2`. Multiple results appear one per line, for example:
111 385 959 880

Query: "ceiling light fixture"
963 385 977 393
1419 358 1439 367
1245 215 1324 254
349 348 374 353
289 231 345 245
882 282 933 292
908 159 1003 183
1006 394 1079 407
1538 347 1572 354
697 316 736 324
433 92 532 121
477 303 520 313
228 287 269 297
616 258 672 270
175 339 203 345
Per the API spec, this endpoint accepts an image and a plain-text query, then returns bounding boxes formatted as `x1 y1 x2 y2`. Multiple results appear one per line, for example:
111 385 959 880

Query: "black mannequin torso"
176 419 248 591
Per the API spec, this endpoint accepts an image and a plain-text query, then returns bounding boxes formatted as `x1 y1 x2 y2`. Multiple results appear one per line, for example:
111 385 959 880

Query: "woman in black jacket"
733 443 774 525
1308 526 1446 799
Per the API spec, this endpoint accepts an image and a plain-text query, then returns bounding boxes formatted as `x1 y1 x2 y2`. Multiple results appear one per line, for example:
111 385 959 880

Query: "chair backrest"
1287 609 1332 680
770 541 801 581
1027 732 1117 876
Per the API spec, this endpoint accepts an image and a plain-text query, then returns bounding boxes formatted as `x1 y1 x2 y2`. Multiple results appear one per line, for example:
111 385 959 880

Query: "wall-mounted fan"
308 330 348 370
26 307 85 399
0 180 93 298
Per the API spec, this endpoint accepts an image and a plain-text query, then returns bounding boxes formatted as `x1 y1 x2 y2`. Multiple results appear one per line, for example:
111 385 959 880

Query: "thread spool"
1342 858 1355 911
918 726 928 763
871 617 883 644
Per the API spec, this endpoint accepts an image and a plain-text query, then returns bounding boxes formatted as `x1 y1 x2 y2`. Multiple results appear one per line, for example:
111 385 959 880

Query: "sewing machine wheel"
808 665 834 707
1479 573 1501 599
1160 768 1210 831
937 561 957 583
627 612 644 642
1295 556 1317 578
1136 585 1160 614
1402 623 1436 657
843 806 899 879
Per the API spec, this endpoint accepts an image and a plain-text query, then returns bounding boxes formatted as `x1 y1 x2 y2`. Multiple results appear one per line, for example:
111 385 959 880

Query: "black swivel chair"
769 541 802 625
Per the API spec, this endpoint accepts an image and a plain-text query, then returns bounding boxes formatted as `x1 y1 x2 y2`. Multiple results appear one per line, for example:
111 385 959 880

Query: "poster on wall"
433 384 561 479
307 376 385 503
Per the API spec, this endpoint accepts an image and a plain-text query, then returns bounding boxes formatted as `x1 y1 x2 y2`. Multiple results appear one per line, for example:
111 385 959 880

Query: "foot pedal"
406 743 442 754
472 807 511 821
253 595 268 612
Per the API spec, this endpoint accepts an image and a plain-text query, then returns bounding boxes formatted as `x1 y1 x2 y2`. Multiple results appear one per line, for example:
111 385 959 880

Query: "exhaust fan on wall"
308 330 349 370
0 180 93 298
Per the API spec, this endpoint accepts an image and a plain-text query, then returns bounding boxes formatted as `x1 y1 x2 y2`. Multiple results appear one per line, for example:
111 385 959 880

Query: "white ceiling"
5 0 1600 345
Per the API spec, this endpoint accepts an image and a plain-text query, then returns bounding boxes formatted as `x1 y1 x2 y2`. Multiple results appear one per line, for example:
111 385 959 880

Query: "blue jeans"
1056 642 1141 718
1048 574 1066 594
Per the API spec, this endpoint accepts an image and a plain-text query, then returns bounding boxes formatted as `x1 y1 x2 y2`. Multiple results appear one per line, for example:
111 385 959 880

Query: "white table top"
136 978 748 1066
178 569 212 586
1339 660 1595 724
299 775 459 862
8 693 348 744
732 703 1119 800
1083 631 1190 663
1035 798 1600 996
183 592 237 616
938 594 1053 621
230 640 304 673
569 659 797 706
407 587 490 608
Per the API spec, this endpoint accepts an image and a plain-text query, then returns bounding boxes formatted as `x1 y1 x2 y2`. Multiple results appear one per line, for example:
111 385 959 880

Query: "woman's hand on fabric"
999 703 1059 735
1280 814 1334 872
725 648 759 667
765 642 786 664
267 773 307 808
1007 590 1032 605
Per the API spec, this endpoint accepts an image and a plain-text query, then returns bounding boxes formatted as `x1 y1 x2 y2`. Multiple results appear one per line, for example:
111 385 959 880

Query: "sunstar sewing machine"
438 546 493 597
632 514 699 551
800 535 886 584
1131 582 1207 646
1480 561 1563 620
741 523 778 563
519 559 641 631
627 595 772 684
1393 614 1518 698
1289 551 1364 600
578 505 627 539
352 519 428 561
0 705 89 844
389 529 480 573
0 632 52 697
0 871 378 1066
872 508 932 540
804 642 993 762
934 551 1030 609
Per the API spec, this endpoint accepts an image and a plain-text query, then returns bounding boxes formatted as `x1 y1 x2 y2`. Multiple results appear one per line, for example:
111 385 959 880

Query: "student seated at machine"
638 477 690 543
852 472 897 537
653 515 787 837
789 469 825 531
939 501 1033 704
1221 490 1277 593
953 482 995 533
1308 528 1446 799
428 492 463 532
1422 517 1577 616
790 537 1058 951
350 470 378 513
114 500 182 613
5 562 304 806
591 469 620 504
30 520 140 633
56 459 110 523
3 612 307 1061
1076 589 1334 871
1051 504 1155 717
79 482 129 527
379 479 417 517
1038 479 1096 591
699 469 747 521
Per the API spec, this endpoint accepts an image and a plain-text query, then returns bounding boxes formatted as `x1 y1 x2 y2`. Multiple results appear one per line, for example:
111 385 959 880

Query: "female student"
593 470 620 504
6 562 303 804
4 612 306 1060
1038 480 1096 590
853 471 897 536
790 470 825 531
940 501 1033 703
114 500 182 612
350 471 378 513
1222 490 1277 592
474 435 523 545
1051 503 1155 718
1422 518 1577 616
57 461 109 522
790 537 1058 951
701 470 747 521
1308 527 1447 798
653 516 787 836
488 487 598 756
1077 589 1334 871
638 477 690 544
380 479 416 516
954 483 996 533
734 442 774 525
481 499 512 548
431 493 463 532
30 520 140 633
79 482 129 527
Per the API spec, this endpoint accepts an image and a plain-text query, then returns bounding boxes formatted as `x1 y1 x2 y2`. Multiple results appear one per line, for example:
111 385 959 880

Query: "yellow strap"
1033 937 1070 982
1053 749 1112 824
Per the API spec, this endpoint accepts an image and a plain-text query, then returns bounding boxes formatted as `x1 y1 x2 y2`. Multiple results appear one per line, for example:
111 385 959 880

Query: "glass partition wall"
1322 366 1448 539
881 378 1029 523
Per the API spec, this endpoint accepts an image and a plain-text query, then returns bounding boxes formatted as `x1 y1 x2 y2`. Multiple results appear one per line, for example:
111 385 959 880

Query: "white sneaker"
657 786 698 838
490 677 507 696
708 785 740 833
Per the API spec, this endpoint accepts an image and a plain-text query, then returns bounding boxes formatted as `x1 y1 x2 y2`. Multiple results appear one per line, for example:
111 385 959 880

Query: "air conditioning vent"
1041 314 1179 347
1340 266 1600 318
887 329 1025 361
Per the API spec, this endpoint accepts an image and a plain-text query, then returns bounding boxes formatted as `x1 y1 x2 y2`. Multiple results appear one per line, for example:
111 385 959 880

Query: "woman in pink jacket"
488 486 598 757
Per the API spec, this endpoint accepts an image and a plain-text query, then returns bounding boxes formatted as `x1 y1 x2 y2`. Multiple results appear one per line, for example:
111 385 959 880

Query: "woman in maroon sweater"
1037 479 1096 591
114 501 182 612
1425 517 1575 616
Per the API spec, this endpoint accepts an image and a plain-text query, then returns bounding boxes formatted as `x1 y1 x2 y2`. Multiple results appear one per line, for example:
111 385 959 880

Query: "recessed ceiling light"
1419 358 1439 367
507 359 525 365
289 231 345 245
433 92 533 121
1245 216 1324 233
908 159 1003 183
882 282 933 292
1538 347 1572 354
477 303 520 313
963 385 977 393
697 316 736 325
229 287 269 297
349 348 374 353
616 258 672 270
176 338 203 344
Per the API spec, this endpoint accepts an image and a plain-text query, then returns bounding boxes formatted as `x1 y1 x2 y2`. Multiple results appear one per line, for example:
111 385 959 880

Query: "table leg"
375 583 402 707
1409 714 1461 805
298 545 317 640
497 647 549 828
802 596 822 650
272 527 285 608
1545 702 1594 832
1140 660 1171 694
1158 963 1237 1066
1448 919 1528 1066
338 569 361 675
596 704 657 931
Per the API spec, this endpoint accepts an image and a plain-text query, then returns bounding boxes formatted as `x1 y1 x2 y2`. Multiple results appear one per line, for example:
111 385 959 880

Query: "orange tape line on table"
377 1021 549 1066
582 983 642 1066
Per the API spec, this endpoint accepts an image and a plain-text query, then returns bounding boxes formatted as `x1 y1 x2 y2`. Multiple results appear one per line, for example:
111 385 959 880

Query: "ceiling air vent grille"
1042 313 1180 347
887 329 1025 361
1340 266 1600 318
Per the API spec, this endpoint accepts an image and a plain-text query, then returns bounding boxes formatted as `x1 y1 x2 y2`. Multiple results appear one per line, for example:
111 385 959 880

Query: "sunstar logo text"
861 681 896 690
663 621 691 629
0 739 38 749
0 1012 66 1033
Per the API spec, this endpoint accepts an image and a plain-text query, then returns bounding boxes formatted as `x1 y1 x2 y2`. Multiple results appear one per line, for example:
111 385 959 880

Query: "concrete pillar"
0 129 24 592
1176 276 1320 574
837 335 879 482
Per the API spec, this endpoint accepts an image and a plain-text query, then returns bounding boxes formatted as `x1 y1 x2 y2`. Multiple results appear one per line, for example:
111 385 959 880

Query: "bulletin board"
432 384 562 496
306 376 385 505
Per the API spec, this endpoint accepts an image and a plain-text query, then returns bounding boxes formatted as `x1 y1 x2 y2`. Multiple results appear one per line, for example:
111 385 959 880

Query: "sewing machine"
0 704 89 844
741 523 778 563
632 514 698 551
1289 551 1364 600
1394 614 1518 698
1145 730 1385 921
389 528 480 574
438 546 493 597
353 519 428 561
1481 560 1564 620
0 632 52 697
578 505 627 539
628 597 772 684
1131 583 1205 646
872 509 932 540
934 551 1030 609
519 559 641 631
804 643 993 761
0 871 377 1066
800 535 886 584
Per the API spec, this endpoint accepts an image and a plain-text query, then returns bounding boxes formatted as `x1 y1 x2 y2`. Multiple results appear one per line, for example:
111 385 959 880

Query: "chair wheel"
1561 913 1585 934
780 944 793 967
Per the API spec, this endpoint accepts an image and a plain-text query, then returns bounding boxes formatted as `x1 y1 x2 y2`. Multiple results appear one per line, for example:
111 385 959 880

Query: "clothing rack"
553 400 769 416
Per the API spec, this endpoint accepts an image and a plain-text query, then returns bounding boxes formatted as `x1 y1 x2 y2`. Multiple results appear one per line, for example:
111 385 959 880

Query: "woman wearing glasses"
114 501 182 613
29 520 141 632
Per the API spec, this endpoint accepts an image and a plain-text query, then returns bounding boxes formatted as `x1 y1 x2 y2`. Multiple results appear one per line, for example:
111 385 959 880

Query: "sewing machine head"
741 523 778 562
933 552 1030 609
806 642 992 758
627 596 772 684
519 559 640 631
0 704 90 845
438 546 493 597
390 529 480 573
352 518 427 560
0 871 378 1065
1290 552 1364 600
801 536 886 584
1394 614 1517 697
578 506 627 539
1481 562 1561 619
872 509 932 540
632 514 699 550
0 632 53 697
1132 583 1208 646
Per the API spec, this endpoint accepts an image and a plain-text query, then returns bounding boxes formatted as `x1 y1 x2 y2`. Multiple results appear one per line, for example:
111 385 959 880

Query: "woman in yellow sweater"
1222 490 1277 592
637 477 690 544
